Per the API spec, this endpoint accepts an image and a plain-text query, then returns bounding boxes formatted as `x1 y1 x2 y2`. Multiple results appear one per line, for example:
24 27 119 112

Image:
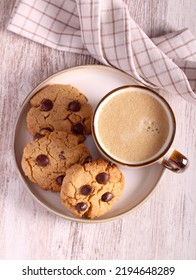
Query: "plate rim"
12 64 166 223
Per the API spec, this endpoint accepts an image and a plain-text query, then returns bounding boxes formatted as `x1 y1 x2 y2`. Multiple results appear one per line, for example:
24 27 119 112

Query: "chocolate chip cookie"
60 159 124 219
21 131 91 192
26 84 92 143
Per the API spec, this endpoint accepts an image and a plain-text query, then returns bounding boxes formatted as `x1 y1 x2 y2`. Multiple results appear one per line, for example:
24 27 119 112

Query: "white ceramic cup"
92 85 188 173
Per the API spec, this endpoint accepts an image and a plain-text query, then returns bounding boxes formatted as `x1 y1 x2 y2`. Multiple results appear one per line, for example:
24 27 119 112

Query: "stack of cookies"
21 84 124 219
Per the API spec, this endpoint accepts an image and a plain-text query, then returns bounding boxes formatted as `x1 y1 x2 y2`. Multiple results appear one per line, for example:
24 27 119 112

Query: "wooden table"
1 0 196 260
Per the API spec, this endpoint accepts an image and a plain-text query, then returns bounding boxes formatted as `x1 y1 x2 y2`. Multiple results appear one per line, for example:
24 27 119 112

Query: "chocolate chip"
83 156 92 164
40 99 53 111
33 133 44 140
33 127 53 140
109 161 115 167
68 100 81 112
96 172 110 184
72 123 84 135
75 202 88 211
59 151 66 159
81 185 92 196
36 154 49 166
56 175 65 185
101 192 114 202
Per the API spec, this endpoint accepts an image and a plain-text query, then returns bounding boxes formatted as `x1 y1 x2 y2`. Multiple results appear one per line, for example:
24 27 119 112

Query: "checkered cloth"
8 0 196 103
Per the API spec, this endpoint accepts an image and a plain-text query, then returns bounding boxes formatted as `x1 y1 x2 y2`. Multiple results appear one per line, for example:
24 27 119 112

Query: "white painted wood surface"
0 0 196 260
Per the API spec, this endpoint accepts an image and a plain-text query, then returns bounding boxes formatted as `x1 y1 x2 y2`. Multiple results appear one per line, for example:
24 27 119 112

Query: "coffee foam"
94 87 175 165
139 119 161 135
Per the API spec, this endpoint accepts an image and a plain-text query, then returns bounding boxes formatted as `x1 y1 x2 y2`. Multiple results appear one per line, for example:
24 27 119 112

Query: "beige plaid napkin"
8 0 196 103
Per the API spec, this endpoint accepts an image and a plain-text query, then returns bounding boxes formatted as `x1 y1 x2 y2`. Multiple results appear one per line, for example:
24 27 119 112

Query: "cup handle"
160 149 189 173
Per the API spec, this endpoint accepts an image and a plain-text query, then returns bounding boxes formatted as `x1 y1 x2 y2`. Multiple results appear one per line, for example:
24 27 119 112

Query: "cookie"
21 131 91 192
60 159 124 219
26 84 92 142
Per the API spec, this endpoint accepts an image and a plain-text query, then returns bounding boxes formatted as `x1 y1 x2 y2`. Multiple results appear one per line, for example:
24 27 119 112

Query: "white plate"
13 65 165 223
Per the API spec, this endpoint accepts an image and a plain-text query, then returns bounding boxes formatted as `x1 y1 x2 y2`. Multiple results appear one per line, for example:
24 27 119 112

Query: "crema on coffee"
96 89 172 164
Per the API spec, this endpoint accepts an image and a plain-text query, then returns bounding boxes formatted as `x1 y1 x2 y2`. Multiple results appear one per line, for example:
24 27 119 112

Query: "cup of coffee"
92 85 188 173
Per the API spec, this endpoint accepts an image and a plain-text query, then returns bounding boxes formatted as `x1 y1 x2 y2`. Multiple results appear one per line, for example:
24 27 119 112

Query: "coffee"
95 88 173 164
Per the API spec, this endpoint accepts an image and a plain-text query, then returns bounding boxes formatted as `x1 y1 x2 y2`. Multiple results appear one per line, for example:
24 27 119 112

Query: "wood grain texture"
0 0 196 260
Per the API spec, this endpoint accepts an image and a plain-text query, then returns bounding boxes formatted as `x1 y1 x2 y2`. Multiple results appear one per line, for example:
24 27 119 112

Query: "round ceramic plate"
13 65 165 223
